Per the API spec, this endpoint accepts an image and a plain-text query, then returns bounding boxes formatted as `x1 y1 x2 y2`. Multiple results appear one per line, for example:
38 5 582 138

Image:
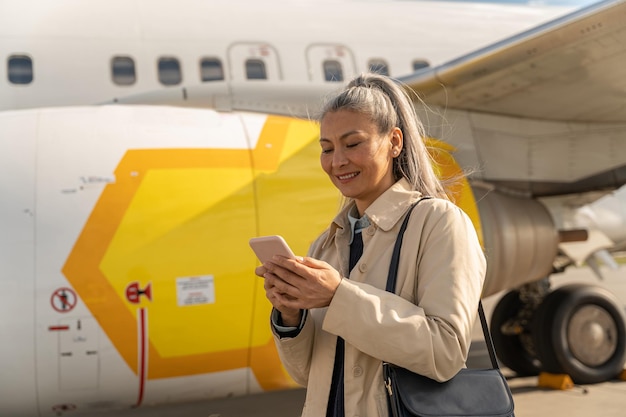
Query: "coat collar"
323 178 423 248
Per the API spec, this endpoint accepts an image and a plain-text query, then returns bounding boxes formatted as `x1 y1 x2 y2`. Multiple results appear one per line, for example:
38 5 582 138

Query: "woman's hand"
257 262 301 325
260 255 342 319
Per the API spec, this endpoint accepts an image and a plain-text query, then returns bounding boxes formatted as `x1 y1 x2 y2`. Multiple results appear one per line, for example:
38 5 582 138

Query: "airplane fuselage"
0 0 571 110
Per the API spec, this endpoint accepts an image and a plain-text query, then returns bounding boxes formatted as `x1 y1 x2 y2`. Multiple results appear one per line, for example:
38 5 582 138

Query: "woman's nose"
332 148 348 167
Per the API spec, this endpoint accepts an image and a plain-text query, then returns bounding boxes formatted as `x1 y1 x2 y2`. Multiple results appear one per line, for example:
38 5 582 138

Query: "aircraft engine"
475 186 626 384
472 186 559 297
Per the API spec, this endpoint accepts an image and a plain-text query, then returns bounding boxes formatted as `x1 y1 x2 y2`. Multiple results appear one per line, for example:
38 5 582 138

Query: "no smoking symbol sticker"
51 288 77 313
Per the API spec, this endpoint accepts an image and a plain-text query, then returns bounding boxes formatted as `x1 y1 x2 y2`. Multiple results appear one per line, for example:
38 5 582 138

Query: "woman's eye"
321 148 333 154
346 142 359 148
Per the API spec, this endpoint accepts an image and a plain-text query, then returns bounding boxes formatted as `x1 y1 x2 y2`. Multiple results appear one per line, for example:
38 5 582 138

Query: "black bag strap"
385 198 500 370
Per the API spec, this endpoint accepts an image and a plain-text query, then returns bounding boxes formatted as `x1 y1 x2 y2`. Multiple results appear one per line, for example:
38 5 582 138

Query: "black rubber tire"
532 284 626 384
531 289 569 375
490 290 541 376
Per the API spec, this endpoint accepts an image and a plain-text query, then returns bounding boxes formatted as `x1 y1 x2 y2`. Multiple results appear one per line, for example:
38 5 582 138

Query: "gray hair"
319 73 449 200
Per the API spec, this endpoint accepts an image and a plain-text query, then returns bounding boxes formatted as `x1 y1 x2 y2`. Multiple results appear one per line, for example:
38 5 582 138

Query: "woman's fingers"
263 259 304 290
262 258 342 310
264 275 302 315
264 271 299 299
254 264 268 278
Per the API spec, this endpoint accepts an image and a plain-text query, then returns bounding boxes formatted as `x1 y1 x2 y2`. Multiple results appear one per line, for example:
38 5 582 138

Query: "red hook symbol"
125 282 152 304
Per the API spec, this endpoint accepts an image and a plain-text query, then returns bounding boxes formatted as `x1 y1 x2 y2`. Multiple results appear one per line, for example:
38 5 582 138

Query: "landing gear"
491 282 626 384
490 289 541 376
532 284 626 384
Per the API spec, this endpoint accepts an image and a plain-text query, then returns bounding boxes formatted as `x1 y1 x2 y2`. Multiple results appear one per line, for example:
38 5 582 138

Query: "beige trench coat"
272 179 486 417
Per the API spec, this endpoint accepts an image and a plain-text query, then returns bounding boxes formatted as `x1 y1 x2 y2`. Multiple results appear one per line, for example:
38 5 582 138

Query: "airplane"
556 185 626 279
1 0 625 415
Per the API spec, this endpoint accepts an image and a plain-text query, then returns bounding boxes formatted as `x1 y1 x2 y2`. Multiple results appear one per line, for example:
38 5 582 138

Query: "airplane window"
158 57 182 85
368 59 389 76
412 59 430 72
323 60 343 82
111 56 136 86
7 55 33 84
245 59 267 80
200 58 224 81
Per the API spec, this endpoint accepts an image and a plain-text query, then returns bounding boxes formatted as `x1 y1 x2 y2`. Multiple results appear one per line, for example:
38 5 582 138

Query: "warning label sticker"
51 288 77 313
176 276 215 307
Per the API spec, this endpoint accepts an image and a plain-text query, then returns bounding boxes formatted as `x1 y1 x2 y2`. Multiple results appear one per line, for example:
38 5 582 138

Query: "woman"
255 73 486 416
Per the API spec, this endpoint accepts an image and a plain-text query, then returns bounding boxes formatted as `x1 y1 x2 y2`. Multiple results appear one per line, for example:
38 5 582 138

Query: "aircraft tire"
490 290 542 376
532 284 626 384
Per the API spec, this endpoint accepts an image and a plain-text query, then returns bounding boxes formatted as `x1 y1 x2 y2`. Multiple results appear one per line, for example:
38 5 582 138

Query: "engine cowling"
473 186 559 297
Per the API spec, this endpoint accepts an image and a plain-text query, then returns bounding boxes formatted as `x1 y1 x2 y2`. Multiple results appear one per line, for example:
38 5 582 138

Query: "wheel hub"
567 305 617 367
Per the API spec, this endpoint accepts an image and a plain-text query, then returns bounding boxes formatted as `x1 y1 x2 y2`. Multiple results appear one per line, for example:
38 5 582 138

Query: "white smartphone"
249 235 296 264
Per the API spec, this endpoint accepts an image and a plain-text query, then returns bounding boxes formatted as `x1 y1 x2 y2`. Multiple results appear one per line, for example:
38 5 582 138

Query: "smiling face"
320 110 403 215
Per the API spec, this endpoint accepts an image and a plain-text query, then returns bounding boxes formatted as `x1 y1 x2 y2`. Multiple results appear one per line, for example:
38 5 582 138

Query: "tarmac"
113 265 626 417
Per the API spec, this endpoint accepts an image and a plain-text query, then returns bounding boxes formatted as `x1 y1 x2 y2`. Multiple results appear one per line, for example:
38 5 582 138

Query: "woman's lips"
336 172 359 181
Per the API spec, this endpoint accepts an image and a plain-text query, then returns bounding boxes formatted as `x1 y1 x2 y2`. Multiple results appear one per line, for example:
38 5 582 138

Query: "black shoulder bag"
383 200 515 417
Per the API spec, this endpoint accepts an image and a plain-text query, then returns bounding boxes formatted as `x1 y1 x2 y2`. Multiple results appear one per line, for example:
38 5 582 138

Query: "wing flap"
401 0 626 123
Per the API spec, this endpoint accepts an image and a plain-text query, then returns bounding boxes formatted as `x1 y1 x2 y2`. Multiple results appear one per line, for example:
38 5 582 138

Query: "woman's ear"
391 127 403 156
